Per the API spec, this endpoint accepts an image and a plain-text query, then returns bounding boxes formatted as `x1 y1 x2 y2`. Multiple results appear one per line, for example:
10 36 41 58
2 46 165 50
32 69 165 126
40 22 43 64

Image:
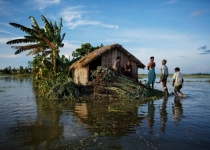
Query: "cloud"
204 50 210 53
61 6 118 29
0 0 11 15
179 56 189 58
0 22 10 27
199 52 210 55
197 45 207 50
0 55 18 58
0 29 16 35
0 37 22 44
190 10 206 17
197 45 210 55
59 40 79 59
166 0 177 4
104 38 130 43
30 0 60 10
199 50 210 55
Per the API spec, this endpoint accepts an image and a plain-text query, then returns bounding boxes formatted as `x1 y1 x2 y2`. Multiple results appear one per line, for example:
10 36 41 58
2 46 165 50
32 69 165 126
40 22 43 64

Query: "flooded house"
69 43 145 85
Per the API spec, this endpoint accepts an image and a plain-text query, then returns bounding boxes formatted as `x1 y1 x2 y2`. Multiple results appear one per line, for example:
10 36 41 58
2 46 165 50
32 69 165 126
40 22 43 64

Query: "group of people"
147 56 185 97
112 56 185 97
112 56 133 78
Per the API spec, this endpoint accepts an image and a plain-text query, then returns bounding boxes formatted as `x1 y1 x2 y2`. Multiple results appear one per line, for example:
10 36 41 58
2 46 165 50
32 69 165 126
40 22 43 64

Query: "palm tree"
6 15 65 73
41 15 65 73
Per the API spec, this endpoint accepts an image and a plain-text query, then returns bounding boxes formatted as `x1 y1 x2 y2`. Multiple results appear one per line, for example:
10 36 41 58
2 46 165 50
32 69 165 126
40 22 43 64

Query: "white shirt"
172 71 183 86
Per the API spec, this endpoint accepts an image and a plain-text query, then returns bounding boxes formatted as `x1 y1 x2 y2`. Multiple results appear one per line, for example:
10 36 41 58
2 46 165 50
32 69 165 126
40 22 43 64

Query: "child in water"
172 67 186 97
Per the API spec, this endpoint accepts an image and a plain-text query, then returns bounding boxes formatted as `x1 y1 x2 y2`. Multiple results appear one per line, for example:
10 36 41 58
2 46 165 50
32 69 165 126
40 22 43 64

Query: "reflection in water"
74 103 88 119
73 100 143 136
7 97 144 149
147 100 155 134
159 97 168 133
7 100 69 149
172 97 183 123
8 121 64 149
0 76 32 85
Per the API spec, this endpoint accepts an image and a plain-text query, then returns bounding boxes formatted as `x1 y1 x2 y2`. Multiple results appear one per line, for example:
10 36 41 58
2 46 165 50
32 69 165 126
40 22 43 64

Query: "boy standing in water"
160 59 169 96
147 56 156 89
172 67 186 97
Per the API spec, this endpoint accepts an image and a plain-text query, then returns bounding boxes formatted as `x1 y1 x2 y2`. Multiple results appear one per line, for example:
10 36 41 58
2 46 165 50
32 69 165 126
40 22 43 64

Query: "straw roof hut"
69 43 145 85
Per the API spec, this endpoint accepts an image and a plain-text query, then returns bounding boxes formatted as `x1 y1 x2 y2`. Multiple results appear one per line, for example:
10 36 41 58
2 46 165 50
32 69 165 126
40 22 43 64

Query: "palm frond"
29 16 40 29
61 33 65 42
44 50 52 57
59 17 63 30
9 23 38 36
24 36 45 42
6 39 37 45
11 44 44 55
26 48 44 56
41 15 54 41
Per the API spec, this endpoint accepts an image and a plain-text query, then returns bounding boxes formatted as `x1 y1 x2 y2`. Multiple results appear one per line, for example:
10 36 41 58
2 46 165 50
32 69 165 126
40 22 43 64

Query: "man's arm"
147 62 151 70
172 79 175 87
113 61 116 70
172 73 176 86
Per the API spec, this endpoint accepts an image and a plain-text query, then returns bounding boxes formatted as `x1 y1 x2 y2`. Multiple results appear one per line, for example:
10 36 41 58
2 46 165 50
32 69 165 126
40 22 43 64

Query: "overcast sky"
0 0 210 74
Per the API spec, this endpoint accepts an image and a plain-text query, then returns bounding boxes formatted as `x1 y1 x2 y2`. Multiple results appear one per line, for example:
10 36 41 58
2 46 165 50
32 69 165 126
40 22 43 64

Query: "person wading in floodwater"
159 59 169 96
147 56 156 89
172 67 186 97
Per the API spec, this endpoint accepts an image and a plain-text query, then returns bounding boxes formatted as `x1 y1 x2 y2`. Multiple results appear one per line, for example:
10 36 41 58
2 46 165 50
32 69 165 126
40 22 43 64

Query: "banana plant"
6 15 65 74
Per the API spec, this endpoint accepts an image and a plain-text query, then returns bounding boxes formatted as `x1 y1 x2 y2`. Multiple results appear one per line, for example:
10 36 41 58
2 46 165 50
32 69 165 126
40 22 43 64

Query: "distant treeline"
138 74 210 79
191 73 210 75
0 66 31 75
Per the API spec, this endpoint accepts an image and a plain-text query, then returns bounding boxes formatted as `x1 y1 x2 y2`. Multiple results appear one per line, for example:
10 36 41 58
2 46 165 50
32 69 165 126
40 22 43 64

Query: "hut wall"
101 48 138 77
101 49 115 68
74 66 88 85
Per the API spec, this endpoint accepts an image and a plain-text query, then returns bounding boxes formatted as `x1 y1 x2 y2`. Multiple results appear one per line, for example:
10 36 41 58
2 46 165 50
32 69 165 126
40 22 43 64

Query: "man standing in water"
160 59 169 96
172 67 186 97
147 56 156 89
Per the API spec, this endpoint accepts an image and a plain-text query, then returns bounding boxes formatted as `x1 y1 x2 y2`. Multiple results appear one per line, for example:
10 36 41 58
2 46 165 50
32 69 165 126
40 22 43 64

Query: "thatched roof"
69 43 145 70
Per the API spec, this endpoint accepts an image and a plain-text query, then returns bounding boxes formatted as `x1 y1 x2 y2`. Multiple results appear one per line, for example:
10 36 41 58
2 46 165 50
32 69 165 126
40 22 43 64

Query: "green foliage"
72 43 104 60
91 66 117 83
6 15 66 74
34 74 78 100
90 67 163 100
0 66 31 75
7 23 47 55
46 81 79 100
19 66 24 74
1 67 11 74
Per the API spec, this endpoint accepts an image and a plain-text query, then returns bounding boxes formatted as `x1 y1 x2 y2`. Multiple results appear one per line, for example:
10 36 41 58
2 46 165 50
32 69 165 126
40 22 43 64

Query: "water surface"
0 76 210 150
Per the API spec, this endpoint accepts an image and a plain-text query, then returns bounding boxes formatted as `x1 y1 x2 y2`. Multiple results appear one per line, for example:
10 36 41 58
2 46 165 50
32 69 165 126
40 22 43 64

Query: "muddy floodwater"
0 76 210 150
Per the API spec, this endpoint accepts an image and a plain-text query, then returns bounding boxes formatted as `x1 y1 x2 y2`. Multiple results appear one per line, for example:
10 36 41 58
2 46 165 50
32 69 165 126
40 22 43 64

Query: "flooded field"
0 76 210 150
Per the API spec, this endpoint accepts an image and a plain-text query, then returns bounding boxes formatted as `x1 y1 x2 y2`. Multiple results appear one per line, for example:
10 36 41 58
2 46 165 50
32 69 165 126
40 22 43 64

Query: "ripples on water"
0 76 210 150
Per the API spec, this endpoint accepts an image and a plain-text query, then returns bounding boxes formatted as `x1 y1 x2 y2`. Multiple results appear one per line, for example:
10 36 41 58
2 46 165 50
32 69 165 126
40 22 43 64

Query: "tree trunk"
53 49 57 73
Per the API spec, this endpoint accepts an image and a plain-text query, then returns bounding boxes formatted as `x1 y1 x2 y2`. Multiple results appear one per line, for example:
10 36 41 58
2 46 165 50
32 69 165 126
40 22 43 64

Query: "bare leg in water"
162 80 169 96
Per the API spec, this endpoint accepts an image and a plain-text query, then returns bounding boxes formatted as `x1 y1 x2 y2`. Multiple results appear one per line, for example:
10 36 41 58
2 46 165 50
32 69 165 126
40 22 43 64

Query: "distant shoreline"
138 74 210 79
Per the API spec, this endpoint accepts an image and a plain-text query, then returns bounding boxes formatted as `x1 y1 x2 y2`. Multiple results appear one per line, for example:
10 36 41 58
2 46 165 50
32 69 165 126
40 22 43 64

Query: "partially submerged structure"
69 44 145 85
